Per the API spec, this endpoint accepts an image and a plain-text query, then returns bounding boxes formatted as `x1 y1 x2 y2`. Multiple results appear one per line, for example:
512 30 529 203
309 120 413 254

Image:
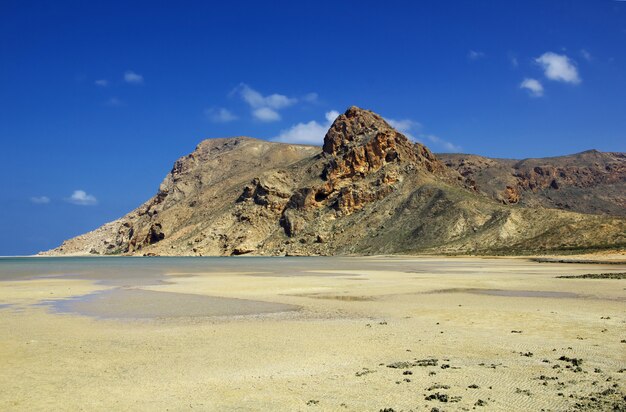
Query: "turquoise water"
0 256 439 288
2 256 621 319
0 255 573 286
0 256 364 286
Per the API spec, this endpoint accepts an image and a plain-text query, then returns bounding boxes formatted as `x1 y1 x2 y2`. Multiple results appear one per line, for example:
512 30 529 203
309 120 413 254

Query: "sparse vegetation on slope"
42 107 626 257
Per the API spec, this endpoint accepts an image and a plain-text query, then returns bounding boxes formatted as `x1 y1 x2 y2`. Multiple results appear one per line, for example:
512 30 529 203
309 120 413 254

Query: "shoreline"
1 256 625 410
8 250 625 265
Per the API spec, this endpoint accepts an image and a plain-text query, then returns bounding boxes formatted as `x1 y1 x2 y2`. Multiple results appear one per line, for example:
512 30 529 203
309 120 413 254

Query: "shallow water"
1 255 579 284
0 256 397 285
46 288 298 319
430 288 580 298
2 256 623 319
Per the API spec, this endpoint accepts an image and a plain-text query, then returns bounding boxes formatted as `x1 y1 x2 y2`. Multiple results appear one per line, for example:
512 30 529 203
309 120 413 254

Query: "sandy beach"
0 256 624 411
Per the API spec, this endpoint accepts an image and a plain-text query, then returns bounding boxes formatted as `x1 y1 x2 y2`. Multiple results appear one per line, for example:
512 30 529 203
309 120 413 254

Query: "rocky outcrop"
42 107 626 257
278 107 458 220
146 223 165 244
440 150 626 215
513 155 625 190
237 174 293 212
322 106 447 179
502 186 520 204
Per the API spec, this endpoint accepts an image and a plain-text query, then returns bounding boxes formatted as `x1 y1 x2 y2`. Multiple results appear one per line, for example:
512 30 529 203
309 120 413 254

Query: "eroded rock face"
322 106 442 180
41 108 626 257
232 107 454 240
502 185 520 204
237 174 293 212
311 107 447 216
440 150 626 215
514 161 625 191
147 223 165 244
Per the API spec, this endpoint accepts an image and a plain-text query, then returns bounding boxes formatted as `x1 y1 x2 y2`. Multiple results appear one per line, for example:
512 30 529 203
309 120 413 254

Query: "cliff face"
439 150 626 216
43 107 626 256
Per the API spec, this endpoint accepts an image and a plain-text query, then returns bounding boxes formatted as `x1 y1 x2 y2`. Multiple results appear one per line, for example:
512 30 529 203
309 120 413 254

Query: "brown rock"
502 185 520 204
40 108 626 257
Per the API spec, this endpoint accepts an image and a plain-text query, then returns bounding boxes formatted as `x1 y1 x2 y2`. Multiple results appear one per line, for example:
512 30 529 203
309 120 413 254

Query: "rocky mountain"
42 107 626 256
439 151 625 216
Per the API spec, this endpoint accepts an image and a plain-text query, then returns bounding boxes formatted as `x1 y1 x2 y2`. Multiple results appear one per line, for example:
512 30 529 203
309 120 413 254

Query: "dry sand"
0 256 624 411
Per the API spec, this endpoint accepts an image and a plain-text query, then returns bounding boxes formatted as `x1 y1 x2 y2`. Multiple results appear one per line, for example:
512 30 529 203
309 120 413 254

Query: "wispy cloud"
384 116 459 152
384 118 421 140
30 196 50 204
520 78 544 97
105 97 123 107
508 52 519 68
205 107 237 123
422 134 462 152
580 49 592 61
233 83 298 122
302 92 318 103
124 70 144 84
275 110 460 152
273 110 340 145
67 190 98 206
535 52 581 84
95 79 108 87
468 50 485 60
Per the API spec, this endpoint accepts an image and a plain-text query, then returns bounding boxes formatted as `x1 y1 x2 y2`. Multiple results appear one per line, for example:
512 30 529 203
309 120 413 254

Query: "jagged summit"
322 106 404 154
321 106 444 181
42 106 626 257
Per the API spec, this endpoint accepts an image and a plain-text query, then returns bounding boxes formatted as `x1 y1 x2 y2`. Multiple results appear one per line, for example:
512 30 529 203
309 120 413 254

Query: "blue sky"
1 0 625 255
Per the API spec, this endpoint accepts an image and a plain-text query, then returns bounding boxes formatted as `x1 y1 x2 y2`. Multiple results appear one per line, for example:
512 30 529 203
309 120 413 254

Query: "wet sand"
0 256 624 411
49 289 299 319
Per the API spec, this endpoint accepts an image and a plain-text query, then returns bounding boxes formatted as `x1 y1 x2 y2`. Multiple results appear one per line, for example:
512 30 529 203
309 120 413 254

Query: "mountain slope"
43 107 626 256
439 150 625 216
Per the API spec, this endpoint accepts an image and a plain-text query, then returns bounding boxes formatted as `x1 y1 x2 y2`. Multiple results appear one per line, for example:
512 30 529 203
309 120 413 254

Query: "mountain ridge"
439 149 625 216
42 107 626 256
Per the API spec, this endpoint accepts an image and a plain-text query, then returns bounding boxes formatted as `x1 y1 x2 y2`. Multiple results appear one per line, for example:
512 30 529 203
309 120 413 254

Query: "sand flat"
0 256 624 411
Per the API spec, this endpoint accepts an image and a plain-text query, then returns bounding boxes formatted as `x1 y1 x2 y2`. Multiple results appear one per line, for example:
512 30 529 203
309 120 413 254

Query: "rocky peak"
322 106 444 180
322 106 411 156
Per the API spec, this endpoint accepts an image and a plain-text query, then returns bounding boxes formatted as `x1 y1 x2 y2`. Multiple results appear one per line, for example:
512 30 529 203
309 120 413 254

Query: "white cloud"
580 49 592 61
468 50 485 60
124 70 144 84
422 134 462 152
237 83 296 109
67 190 98 206
535 52 581 84
384 118 421 140
205 107 237 122
273 110 339 145
520 78 544 97
233 83 298 121
30 196 50 204
95 79 108 87
324 110 340 123
253 107 281 122
105 97 123 107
